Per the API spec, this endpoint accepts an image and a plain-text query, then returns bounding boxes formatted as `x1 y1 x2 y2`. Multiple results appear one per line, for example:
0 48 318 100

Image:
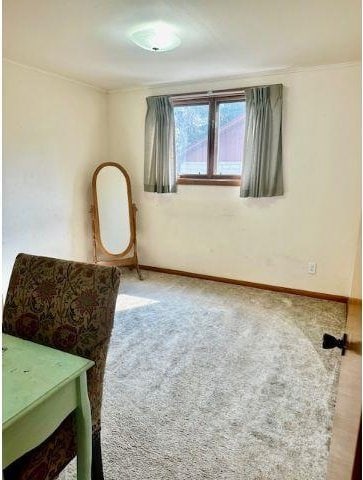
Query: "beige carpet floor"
60 271 346 480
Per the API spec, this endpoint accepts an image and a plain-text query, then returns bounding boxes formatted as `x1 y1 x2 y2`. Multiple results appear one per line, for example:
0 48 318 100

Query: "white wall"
108 64 361 296
3 61 108 289
3 61 360 296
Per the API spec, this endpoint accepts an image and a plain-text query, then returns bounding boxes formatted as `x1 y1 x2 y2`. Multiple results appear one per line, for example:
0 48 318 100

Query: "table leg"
76 372 92 480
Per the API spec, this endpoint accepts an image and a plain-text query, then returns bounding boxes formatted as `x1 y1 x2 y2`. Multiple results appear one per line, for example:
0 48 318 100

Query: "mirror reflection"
96 166 131 254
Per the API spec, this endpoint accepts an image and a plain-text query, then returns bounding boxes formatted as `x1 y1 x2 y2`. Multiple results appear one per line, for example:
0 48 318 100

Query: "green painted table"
2 334 94 480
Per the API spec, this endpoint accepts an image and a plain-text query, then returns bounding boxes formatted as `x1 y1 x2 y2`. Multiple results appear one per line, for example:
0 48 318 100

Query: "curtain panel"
240 84 283 198
144 95 176 193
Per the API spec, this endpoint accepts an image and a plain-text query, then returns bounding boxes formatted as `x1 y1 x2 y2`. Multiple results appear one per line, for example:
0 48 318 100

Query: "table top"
2 334 94 429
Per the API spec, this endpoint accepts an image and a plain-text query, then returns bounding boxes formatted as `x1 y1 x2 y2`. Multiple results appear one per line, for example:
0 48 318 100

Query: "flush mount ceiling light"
130 23 181 52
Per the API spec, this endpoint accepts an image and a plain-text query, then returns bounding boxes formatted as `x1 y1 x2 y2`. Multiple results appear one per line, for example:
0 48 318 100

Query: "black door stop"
322 333 347 356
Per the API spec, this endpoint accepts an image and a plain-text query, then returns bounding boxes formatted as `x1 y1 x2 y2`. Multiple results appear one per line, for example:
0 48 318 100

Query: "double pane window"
173 93 245 185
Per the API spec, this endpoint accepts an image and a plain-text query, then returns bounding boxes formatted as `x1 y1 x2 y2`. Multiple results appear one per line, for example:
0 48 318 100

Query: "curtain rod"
148 83 282 100
149 87 245 100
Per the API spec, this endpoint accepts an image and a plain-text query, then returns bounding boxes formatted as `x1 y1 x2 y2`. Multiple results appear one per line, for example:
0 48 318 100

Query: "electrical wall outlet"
308 262 317 275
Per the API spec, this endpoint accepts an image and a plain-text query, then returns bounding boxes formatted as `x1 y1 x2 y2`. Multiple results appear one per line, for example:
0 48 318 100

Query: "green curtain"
144 96 176 193
240 84 283 198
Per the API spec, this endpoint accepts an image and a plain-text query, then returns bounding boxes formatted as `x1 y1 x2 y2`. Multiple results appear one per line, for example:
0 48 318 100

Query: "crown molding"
3 58 107 93
3 58 360 95
108 60 361 95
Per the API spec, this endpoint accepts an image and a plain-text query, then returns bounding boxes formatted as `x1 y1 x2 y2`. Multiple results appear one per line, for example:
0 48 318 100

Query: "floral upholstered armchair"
3 253 121 480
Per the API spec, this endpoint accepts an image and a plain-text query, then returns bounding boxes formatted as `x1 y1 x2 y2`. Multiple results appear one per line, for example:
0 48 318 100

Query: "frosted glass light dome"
130 23 181 52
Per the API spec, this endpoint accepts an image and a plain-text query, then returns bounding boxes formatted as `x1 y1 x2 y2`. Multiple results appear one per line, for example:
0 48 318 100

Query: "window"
173 91 245 185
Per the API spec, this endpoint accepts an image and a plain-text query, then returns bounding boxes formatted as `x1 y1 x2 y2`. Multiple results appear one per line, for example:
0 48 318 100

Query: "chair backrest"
3 253 121 431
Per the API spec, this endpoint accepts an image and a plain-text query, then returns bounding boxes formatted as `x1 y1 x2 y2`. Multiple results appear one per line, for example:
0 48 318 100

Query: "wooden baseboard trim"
139 265 348 303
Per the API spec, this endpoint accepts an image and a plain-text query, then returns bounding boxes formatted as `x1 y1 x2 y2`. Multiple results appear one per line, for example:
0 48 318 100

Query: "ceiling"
3 0 361 90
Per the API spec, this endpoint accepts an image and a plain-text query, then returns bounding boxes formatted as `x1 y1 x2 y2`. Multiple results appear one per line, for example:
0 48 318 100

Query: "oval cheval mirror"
91 162 142 280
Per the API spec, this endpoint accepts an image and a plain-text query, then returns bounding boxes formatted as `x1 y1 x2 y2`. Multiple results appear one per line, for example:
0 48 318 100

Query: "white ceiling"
3 0 361 91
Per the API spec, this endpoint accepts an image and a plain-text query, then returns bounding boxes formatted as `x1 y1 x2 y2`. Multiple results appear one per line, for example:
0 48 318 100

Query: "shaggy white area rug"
60 271 345 480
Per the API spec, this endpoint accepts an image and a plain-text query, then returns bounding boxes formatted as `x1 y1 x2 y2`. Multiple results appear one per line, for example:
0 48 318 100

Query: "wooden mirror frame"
91 162 142 279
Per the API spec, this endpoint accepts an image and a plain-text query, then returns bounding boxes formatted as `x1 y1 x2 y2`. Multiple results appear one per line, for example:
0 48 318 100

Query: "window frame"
172 91 246 186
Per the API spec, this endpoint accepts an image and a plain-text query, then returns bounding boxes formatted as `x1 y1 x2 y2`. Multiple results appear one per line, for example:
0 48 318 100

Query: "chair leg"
91 431 104 480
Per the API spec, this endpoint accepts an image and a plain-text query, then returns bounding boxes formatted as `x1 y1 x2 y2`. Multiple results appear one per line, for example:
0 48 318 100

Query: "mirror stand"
90 204 143 280
91 162 143 280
